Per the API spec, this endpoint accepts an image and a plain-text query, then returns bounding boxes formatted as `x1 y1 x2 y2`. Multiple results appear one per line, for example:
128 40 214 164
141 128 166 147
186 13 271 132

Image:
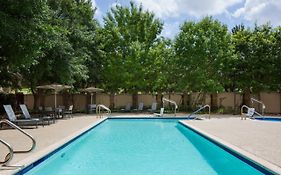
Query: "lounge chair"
154 108 164 117
148 102 157 113
64 105 73 118
20 104 53 125
121 103 131 112
133 102 144 112
241 107 255 120
3 105 39 128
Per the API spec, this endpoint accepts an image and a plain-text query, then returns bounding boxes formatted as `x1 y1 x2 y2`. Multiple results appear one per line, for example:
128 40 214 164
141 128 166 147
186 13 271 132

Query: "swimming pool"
17 119 274 175
254 117 281 122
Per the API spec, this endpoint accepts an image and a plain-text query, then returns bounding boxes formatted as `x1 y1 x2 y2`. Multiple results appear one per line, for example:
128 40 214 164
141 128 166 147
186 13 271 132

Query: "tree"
231 24 276 105
174 17 232 108
18 0 101 109
101 1 163 107
0 0 47 88
101 1 163 91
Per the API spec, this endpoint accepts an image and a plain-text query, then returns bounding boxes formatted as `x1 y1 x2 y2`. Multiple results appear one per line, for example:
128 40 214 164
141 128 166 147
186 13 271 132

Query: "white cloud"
162 22 180 38
91 0 102 21
135 0 180 18
135 0 243 18
233 0 281 26
91 0 97 9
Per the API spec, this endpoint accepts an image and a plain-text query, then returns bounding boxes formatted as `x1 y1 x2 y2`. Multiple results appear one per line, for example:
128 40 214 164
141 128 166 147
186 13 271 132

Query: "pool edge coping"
179 120 281 175
8 117 107 175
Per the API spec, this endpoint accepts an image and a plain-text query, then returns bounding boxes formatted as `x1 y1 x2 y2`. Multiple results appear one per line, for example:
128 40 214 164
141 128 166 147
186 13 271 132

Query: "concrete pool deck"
181 116 281 173
0 114 281 174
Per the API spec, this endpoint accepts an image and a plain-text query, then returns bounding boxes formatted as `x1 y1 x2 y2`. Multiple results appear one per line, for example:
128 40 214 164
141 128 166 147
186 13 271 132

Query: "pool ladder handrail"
0 119 36 166
240 105 263 118
188 105 211 119
251 98 265 115
162 97 178 116
0 139 13 165
96 104 111 117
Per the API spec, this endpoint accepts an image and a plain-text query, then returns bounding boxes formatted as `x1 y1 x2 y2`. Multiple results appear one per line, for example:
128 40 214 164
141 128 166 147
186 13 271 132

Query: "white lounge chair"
148 102 157 113
241 107 255 120
154 108 164 117
121 103 131 112
4 105 39 128
246 108 255 118
133 102 144 112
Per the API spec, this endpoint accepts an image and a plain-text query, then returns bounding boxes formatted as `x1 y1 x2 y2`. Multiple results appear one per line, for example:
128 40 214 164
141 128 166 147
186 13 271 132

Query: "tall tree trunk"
39 89 45 108
156 92 163 109
278 91 281 114
109 93 115 109
32 90 39 110
182 93 191 110
243 88 251 107
210 93 218 112
181 93 187 110
233 92 237 114
132 93 138 109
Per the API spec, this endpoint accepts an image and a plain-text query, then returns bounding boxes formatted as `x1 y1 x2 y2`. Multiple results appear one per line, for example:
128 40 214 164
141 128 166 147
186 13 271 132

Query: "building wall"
22 92 281 114
114 94 132 108
260 92 281 114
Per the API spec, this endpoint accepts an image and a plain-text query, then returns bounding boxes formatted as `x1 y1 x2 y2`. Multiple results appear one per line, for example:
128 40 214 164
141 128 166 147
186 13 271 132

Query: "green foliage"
1 1 281 96
231 24 277 92
17 0 101 92
101 2 163 93
174 17 232 93
0 0 47 87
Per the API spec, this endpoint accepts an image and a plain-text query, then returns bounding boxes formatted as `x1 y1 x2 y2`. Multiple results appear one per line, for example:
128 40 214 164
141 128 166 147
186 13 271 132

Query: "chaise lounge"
3 105 39 128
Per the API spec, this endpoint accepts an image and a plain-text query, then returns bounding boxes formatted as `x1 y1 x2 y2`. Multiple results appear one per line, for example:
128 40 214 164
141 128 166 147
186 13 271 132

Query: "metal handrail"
162 97 178 116
251 98 265 115
0 139 13 165
0 120 36 154
96 104 111 117
188 105 211 119
240 105 263 118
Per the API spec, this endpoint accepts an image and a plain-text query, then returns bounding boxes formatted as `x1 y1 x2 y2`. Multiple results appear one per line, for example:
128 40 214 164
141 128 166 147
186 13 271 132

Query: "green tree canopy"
174 17 232 93
101 1 163 93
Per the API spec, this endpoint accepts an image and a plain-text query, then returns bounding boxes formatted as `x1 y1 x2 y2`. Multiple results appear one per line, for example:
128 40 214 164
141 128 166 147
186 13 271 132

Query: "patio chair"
19 104 42 125
88 104 96 114
154 108 164 117
44 107 56 123
64 105 73 118
133 102 144 112
3 105 39 128
148 102 157 113
245 107 256 119
121 103 131 112
241 107 255 120
20 104 53 125
55 106 65 119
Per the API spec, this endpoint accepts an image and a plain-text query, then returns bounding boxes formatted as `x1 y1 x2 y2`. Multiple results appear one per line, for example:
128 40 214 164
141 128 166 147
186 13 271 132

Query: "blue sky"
92 0 281 39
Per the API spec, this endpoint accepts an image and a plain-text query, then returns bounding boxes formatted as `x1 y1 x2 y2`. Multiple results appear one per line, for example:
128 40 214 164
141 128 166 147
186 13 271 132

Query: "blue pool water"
255 117 281 122
21 119 271 175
